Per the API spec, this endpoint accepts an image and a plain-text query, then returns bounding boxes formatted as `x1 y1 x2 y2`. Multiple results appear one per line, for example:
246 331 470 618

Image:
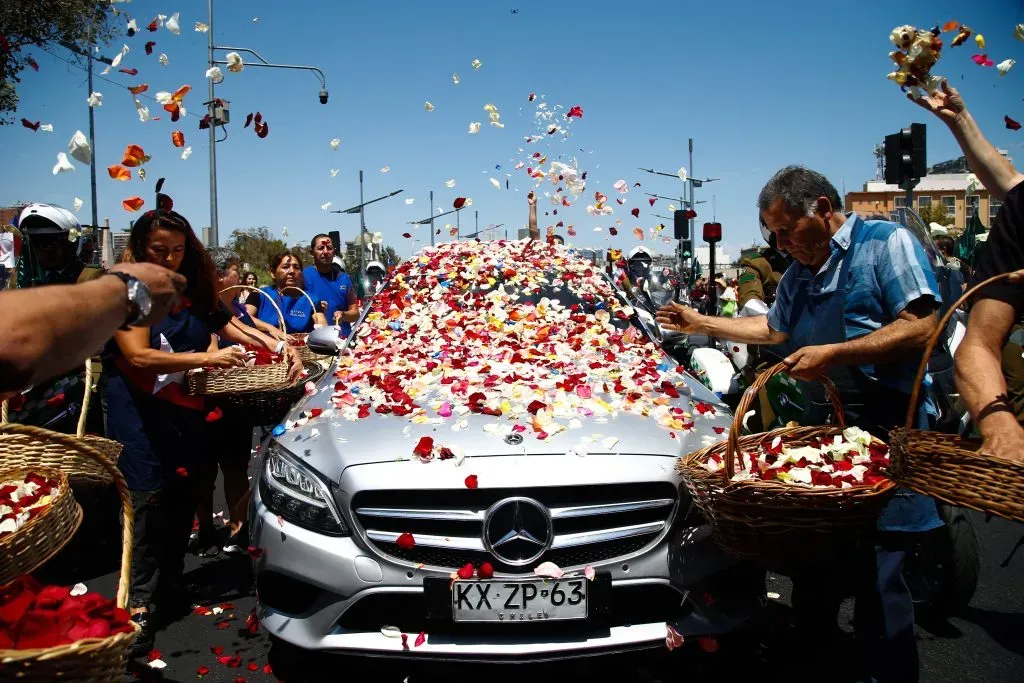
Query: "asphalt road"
33 476 1024 683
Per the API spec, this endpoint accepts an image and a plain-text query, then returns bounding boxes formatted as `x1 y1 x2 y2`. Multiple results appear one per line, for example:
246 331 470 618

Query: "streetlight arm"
213 46 326 89
333 190 405 214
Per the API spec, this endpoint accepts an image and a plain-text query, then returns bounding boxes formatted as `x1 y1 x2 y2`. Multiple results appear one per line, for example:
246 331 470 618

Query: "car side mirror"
306 325 343 356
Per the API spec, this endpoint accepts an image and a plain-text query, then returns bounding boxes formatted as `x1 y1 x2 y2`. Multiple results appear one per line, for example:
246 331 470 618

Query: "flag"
955 210 987 269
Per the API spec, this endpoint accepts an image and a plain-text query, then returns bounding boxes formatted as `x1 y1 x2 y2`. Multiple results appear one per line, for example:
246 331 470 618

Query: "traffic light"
884 123 926 186
680 239 693 257
673 209 690 240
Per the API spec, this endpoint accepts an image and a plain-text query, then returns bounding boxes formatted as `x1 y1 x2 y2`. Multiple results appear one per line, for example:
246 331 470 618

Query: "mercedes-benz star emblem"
483 497 552 566
504 433 524 445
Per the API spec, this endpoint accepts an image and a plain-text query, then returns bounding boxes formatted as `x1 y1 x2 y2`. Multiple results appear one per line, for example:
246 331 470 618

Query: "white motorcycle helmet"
19 203 80 236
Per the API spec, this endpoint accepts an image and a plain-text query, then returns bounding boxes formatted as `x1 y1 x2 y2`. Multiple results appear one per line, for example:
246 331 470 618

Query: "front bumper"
251 456 763 657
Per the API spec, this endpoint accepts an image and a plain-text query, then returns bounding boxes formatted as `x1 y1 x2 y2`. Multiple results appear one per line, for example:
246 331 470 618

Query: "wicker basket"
677 362 896 569
221 361 328 426
0 362 120 489
0 466 81 587
0 425 139 681
186 285 292 396
889 272 1024 523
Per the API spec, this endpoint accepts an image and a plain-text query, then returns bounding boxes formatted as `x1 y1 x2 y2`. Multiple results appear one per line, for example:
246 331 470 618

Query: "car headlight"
259 443 349 536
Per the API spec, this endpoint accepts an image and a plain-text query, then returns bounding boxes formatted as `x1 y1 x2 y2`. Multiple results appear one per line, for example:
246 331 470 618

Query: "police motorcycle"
616 246 742 398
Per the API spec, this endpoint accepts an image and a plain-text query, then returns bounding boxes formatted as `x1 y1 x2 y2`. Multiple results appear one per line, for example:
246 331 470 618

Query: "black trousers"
790 533 918 683
128 478 200 609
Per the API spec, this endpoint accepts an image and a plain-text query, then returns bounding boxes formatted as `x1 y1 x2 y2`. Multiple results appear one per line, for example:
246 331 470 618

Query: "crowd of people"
0 203 363 655
0 82 1021 678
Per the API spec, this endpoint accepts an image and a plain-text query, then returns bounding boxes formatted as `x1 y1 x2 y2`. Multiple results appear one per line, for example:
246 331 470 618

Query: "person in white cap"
0 223 20 289
17 203 103 287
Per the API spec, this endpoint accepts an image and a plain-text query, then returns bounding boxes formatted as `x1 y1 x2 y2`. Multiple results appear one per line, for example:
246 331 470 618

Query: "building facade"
845 174 1001 230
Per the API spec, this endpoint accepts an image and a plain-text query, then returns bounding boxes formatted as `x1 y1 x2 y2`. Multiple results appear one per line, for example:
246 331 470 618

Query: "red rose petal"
205 406 223 422
457 563 475 579
478 562 494 579
464 474 478 489
401 633 409 650
197 666 210 676
248 662 259 671
146 649 162 662
396 532 415 549
175 467 189 478
1006 115 1022 131
263 664 273 674
414 631 427 647
247 546 264 558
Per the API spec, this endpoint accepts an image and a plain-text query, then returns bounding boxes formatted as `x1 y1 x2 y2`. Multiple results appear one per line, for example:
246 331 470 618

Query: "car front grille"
351 482 677 574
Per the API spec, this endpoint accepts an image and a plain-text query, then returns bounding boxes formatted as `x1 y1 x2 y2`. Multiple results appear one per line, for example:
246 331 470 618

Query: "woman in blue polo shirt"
245 252 326 334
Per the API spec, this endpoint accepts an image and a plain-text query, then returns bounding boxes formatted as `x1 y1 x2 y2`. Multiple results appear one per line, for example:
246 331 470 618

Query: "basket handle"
218 284 286 334
76 360 95 438
0 423 133 609
724 361 845 481
279 286 319 315
2 361 96 437
903 271 1023 430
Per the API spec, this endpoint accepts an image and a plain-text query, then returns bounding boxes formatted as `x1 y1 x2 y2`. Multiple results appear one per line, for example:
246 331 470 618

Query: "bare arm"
218 318 303 382
338 285 359 323
825 299 937 366
782 298 937 381
955 298 1024 461
115 325 221 374
246 306 287 341
912 82 1024 200
0 276 129 393
655 302 788 345
0 264 185 393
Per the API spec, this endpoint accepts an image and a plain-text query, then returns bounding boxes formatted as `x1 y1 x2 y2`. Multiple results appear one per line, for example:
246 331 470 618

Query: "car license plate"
451 578 588 623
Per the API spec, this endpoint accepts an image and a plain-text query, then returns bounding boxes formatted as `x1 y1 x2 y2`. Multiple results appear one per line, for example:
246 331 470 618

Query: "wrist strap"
977 395 1014 423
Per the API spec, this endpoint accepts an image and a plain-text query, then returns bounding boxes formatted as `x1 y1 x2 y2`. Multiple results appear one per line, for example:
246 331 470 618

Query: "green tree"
226 226 288 285
0 0 116 123
917 202 954 227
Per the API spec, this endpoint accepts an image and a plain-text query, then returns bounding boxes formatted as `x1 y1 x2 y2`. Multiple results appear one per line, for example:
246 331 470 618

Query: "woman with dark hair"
238 271 258 304
104 209 301 655
245 251 327 334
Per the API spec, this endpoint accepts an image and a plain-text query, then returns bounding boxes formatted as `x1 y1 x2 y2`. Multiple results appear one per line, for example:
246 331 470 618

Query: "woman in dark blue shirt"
245 251 326 334
104 209 301 656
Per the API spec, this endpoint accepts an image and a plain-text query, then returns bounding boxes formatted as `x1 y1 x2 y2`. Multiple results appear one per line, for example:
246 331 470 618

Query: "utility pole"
86 46 98 230
688 138 694 281
429 190 435 247
207 0 219 246
358 169 366 281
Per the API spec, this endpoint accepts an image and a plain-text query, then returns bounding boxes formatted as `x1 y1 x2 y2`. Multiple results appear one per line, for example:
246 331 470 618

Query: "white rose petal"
52 152 75 175
205 66 224 84
468 121 481 134
68 130 91 164
226 52 244 73
330 138 341 151
70 582 88 596
181 146 192 160
165 12 180 34
87 92 103 107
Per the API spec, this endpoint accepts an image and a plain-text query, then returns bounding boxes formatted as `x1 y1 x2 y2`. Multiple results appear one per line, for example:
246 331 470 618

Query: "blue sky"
2 0 1022 261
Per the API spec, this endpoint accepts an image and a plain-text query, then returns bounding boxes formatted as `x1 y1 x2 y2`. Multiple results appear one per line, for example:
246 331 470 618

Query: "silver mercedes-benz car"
250 239 764 660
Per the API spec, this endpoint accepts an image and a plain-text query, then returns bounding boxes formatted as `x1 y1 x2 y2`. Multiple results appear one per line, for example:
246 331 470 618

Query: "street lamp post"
639 156 718 283
331 175 403 293
206 0 329 246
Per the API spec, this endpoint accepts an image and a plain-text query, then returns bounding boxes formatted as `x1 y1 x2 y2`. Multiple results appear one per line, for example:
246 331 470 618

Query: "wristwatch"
107 271 153 328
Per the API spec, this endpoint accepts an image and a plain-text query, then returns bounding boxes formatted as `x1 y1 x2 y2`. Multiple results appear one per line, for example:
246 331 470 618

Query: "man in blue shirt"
302 234 359 337
658 166 942 682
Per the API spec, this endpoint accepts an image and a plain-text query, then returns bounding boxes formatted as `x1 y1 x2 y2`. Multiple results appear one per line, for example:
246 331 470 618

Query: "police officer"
737 223 791 314
17 203 103 287
6 204 106 435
